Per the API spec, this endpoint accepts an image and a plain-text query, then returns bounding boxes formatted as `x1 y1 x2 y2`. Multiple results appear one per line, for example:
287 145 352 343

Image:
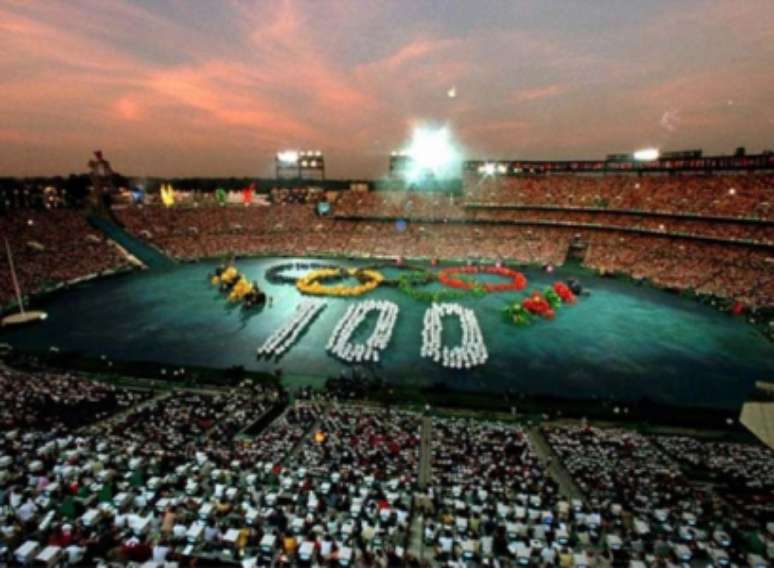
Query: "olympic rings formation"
264 262 528 299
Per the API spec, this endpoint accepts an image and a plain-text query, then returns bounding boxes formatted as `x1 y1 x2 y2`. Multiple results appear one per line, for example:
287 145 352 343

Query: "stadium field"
3 256 772 409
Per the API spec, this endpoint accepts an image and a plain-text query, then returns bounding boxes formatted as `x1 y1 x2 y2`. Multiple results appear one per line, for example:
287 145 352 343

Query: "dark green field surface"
3 257 772 409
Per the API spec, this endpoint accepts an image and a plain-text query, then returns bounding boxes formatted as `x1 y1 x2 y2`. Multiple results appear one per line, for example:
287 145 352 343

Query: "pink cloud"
365 38 458 72
511 84 567 103
0 0 772 177
113 97 142 121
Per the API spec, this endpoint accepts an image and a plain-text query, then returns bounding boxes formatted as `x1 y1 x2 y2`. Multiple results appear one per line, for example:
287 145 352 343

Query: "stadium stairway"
88 215 175 270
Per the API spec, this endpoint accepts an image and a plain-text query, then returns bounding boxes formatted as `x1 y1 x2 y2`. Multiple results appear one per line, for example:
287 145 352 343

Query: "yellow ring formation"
296 267 384 297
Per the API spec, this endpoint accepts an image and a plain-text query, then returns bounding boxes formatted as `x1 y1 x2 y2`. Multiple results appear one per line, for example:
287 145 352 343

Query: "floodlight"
633 148 660 161
277 150 299 164
401 126 462 181
479 163 496 176
497 164 507 174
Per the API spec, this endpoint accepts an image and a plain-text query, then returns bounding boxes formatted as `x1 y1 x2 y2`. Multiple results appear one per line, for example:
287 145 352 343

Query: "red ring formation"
438 265 528 293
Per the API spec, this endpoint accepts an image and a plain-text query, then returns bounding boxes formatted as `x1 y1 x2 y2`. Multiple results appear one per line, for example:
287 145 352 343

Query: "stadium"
0 2 772 567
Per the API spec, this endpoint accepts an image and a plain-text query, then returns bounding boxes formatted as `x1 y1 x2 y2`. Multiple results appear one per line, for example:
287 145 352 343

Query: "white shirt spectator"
481 535 493 557
65 544 85 564
17 500 36 523
153 544 170 562
320 538 333 559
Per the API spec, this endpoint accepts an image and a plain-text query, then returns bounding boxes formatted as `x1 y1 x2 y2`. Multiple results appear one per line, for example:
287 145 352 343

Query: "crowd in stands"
465 173 773 220
543 424 773 566
0 366 152 433
1 364 773 565
96 385 277 464
269 187 326 205
114 193 773 309
423 418 565 565
0 368 303 565
116 202 576 271
0 210 130 305
332 191 465 222
334 181 773 245
654 435 774 525
467 208 774 245
277 405 420 565
0 366 421 566
0 186 70 211
113 204 325 261
583 233 773 308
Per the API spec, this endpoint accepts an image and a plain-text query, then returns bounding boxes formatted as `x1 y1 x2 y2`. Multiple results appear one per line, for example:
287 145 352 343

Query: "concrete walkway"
418 415 433 489
89 215 175 269
408 415 434 564
526 426 585 502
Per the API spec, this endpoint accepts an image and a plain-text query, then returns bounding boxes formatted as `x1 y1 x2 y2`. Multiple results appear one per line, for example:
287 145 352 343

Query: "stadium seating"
1 368 772 565
2 173 770 312
0 210 130 305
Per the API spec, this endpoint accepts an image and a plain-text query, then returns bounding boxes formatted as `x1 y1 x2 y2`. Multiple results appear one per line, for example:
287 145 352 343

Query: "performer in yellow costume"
228 276 255 302
211 265 238 287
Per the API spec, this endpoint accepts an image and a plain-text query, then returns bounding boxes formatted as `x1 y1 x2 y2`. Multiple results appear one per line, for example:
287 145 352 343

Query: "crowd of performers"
209 258 587 338
210 263 268 309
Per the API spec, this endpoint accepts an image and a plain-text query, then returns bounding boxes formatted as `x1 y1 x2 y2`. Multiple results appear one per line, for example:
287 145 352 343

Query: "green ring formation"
363 263 434 287
265 262 339 285
396 271 474 303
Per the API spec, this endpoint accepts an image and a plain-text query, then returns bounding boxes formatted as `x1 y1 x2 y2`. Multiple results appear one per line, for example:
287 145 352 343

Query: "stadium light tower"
277 150 299 164
475 162 509 176
389 151 411 178
478 163 497 176
633 147 660 161
276 149 325 180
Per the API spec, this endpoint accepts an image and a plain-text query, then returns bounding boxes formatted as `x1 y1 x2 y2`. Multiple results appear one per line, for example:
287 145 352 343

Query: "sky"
1 0 772 179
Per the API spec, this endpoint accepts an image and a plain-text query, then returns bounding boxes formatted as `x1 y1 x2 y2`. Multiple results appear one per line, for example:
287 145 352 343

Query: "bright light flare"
277 150 299 164
633 148 660 161
401 126 462 182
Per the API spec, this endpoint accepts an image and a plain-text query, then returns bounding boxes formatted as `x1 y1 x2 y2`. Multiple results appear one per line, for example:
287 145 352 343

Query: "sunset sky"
1 0 772 179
